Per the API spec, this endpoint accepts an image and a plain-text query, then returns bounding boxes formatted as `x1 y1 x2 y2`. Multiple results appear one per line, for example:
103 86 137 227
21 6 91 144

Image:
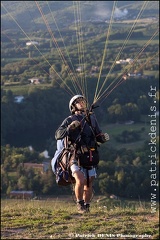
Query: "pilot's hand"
68 120 80 130
102 133 110 142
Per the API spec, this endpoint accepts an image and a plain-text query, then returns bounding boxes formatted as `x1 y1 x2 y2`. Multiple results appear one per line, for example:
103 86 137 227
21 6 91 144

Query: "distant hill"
1 1 159 31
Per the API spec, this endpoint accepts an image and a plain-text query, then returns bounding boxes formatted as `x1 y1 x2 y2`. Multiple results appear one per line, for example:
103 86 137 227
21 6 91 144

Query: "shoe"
77 200 86 213
85 203 90 212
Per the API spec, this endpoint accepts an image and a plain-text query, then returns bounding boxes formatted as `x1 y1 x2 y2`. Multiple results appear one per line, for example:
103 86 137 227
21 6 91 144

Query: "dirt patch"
1 227 27 238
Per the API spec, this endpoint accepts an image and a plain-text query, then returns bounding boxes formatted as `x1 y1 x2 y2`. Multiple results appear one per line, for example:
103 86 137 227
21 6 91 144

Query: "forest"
1 1 159 200
1 75 159 199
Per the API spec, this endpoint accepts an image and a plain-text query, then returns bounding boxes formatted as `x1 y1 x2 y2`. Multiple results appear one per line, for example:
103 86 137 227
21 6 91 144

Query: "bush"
115 130 141 143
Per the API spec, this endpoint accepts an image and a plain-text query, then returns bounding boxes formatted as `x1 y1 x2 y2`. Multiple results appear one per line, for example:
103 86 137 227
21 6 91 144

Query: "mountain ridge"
1 1 159 31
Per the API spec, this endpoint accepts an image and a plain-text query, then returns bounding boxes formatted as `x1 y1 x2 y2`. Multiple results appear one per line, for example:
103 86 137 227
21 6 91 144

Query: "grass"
108 39 159 46
102 122 158 150
2 84 52 95
143 70 159 76
1 197 159 239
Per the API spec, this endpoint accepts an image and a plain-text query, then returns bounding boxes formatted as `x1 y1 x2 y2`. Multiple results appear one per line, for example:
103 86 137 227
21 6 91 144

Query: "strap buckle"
90 148 95 151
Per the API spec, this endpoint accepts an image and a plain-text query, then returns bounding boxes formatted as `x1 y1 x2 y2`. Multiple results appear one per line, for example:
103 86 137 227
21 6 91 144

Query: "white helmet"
69 95 85 113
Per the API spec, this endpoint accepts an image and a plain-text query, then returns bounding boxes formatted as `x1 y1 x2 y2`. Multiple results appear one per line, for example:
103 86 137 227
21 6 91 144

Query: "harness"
56 136 76 186
67 110 99 187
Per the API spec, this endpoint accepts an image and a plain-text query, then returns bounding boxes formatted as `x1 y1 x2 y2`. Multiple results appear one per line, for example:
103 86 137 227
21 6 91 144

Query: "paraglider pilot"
54 95 109 213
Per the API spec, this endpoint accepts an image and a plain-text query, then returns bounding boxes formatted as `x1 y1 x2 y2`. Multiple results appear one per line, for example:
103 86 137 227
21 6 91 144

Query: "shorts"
70 163 97 178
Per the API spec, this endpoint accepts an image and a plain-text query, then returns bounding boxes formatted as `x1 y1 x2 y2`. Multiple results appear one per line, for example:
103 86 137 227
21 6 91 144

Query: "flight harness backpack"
55 113 99 187
55 136 76 186
70 113 100 187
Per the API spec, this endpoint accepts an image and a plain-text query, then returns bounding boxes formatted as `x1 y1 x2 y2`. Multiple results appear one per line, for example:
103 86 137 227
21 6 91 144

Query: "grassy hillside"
1 1 159 31
102 121 159 150
1 197 159 239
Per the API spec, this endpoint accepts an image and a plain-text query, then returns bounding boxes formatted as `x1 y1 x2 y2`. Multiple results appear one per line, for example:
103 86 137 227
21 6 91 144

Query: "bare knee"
84 176 94 189
74 171 85 185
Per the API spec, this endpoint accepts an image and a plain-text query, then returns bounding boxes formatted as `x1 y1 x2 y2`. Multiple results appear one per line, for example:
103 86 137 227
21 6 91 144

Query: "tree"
17 176 28 190
125 182 139 199
1 167 9 193
137 95 150 114
124 103 140 122
107 104 125 122
117 169 125 183
6 182 12 195
40 169 55 194
98 173 110 195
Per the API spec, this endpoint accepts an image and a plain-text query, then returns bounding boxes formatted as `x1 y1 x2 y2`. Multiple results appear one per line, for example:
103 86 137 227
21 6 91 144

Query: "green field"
1 197 159 239
102 121 159 150
2 83 53 95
